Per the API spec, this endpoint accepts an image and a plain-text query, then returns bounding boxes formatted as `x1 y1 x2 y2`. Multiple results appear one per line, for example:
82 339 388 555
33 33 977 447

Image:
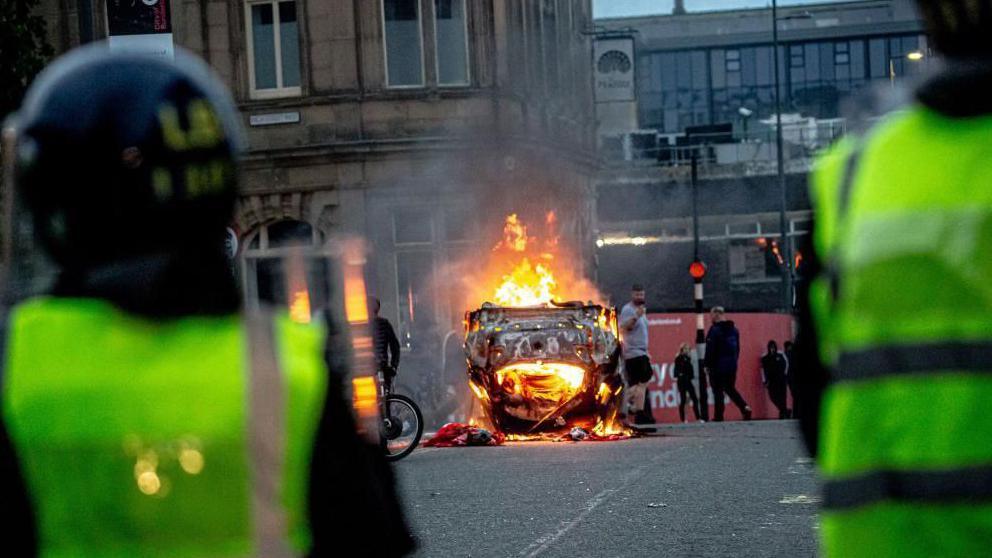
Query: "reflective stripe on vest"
833 342 992 382
247 310 293 558
824 465 992 510
0 297 326 557
825 136 867 304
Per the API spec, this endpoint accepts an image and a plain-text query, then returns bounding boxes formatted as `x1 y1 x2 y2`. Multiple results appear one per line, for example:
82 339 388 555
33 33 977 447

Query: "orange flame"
496 361 586 403
498 213 530 253
493 259 557 307
477 213 600 308
284 247 312 324
352 376 378 415
770 240 785 265
289 290 311 324
342 245 369 325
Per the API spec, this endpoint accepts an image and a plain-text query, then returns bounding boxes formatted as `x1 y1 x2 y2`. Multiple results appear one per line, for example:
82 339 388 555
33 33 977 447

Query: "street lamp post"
769 3 813 312
690 154 709 420
771 0 792 312
889 51 926 87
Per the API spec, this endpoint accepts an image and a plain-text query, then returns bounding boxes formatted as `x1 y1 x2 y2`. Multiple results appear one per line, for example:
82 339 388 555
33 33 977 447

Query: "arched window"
244 220 316 253
241 220 327 322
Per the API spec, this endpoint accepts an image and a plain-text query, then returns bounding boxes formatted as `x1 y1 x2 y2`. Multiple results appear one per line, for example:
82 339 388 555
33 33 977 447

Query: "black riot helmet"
915 0 992 58
8 45 244 270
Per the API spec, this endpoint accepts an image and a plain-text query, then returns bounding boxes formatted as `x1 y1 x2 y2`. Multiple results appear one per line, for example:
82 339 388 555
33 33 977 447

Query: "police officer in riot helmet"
0 46 414 556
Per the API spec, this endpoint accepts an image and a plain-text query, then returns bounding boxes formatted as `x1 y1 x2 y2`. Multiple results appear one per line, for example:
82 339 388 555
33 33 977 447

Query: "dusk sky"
594 0 852 19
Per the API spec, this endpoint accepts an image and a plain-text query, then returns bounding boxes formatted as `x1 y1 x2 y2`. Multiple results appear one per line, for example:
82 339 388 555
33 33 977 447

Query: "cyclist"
370 297 401 393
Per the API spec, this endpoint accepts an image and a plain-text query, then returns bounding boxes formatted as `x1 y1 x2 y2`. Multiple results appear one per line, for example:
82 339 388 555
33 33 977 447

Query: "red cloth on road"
423 423 505 447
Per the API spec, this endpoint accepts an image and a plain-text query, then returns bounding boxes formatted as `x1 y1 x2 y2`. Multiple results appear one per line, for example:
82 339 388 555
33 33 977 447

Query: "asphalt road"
394 420 819 558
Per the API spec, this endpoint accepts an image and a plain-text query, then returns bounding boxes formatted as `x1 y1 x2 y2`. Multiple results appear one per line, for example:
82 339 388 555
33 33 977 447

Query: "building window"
789 44 805 68
726 49 741 73
434 0 469 86
387 204 478 349
541 0 559 96
391 207 436 348
729 239 782 284
246 0 301 99
525 0 543 94
869 38 887 78
267 220 315 247
507 0 525 94
383 0 425 87
393 207 434 244
395 251 435 348
834 42 850 65
443 206 473 242
242 220 326 323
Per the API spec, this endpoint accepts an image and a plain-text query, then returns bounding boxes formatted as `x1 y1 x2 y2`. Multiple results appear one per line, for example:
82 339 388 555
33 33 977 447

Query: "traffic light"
689 259 707 280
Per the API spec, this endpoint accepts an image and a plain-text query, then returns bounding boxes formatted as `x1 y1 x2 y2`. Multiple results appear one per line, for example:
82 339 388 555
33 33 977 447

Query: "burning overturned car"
453 212 630 439
463 302 626 437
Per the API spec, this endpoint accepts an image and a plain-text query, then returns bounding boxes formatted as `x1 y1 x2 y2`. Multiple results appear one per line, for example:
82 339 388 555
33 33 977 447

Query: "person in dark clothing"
783 340 799 419
370 297 401 393
761 340 790 419
703 307 752 422
674 343 702 423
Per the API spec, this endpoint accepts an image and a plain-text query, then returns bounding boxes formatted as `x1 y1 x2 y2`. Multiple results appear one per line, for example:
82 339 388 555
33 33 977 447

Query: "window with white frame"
383 0 425 87
242 220 327 321
434 0 469 86
246 0 301 98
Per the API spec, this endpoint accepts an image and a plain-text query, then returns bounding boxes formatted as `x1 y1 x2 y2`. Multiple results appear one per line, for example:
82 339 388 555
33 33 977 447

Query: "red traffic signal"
689 260 707 280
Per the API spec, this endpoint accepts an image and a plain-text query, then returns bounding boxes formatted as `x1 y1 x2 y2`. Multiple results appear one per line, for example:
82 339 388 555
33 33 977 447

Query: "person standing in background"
674 343 702 423
619 284 653 429
704 307 752 421
761 341 790 419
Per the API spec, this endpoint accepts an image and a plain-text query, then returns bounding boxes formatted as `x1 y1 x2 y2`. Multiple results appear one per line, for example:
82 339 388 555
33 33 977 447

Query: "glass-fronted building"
639 33 927 134
599 0 926 138
591 0 927 312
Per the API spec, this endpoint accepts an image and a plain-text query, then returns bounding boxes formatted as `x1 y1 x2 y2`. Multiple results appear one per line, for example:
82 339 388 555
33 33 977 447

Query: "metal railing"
600 118 849 167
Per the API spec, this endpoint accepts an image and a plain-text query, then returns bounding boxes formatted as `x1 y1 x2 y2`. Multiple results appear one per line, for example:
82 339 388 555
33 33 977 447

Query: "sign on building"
249 112 302 127
106 0 174 58
594 37 635 102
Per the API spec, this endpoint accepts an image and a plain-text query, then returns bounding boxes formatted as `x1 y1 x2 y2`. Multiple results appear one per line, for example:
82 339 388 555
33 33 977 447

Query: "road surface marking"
518 488 618 558
779 494 821 504
519 459 659 558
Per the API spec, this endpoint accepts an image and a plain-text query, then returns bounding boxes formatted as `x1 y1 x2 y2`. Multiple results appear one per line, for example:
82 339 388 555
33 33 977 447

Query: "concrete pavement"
395 420 819 558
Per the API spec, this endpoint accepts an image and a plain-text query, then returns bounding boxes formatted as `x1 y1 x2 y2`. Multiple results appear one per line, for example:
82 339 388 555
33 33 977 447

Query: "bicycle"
377 367 424 461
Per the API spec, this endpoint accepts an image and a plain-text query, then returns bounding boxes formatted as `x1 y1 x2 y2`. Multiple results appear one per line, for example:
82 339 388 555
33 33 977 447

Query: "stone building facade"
37 1 598 372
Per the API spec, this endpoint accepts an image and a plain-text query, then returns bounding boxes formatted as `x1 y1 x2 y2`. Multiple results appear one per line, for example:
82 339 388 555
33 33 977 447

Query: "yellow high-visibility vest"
2 297 327 557
810 107 992 557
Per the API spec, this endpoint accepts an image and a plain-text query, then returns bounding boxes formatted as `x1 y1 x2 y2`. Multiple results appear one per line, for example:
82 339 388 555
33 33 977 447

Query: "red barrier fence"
643 313 795 423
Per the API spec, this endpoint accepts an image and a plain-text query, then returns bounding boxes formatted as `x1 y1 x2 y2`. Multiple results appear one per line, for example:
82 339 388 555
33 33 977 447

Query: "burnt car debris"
464 301 626 437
